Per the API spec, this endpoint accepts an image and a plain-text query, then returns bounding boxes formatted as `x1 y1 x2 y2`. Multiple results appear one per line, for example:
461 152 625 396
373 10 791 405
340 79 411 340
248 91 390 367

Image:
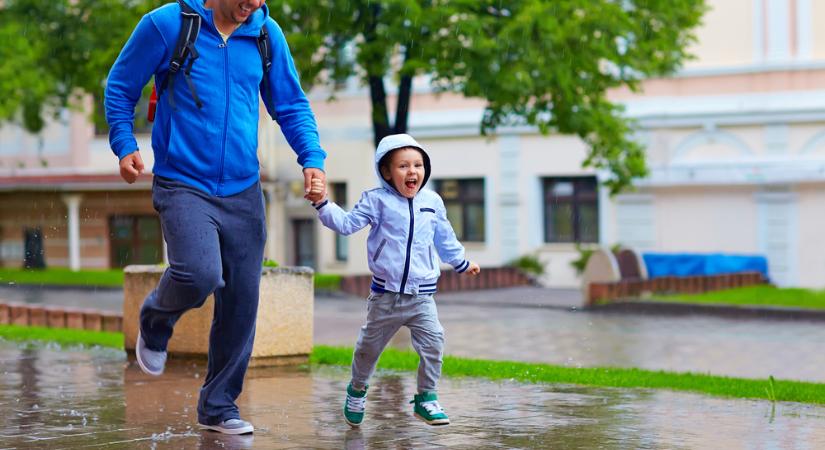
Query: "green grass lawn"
0 267 342 290
314 273 342 290
313 345 825 405
0 325 123 349
651 285 825 310
2 326 825 404
0 268 125 287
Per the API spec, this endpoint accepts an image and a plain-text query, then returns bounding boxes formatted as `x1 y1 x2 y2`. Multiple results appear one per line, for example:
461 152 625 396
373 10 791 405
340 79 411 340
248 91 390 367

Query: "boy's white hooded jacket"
314 134 470 295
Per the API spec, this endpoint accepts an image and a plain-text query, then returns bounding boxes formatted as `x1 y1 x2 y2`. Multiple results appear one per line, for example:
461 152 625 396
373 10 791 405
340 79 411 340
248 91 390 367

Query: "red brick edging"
0 302 123 332
587 271 767 306
339 267 532 298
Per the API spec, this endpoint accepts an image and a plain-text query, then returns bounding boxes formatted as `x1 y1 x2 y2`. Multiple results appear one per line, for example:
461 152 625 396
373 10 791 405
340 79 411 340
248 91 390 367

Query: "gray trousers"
351 292 445 393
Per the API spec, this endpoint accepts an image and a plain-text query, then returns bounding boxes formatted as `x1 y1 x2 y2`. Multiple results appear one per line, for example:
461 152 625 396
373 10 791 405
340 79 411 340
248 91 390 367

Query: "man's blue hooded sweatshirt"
105 0 325 196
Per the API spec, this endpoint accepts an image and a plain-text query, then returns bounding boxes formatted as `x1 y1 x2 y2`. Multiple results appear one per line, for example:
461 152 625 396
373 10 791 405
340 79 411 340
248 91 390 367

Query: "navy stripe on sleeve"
313 200 329 210
456 260 470 273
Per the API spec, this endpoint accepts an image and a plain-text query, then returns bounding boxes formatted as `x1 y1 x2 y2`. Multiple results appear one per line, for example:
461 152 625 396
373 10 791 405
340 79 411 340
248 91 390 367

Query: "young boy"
308 134 480 427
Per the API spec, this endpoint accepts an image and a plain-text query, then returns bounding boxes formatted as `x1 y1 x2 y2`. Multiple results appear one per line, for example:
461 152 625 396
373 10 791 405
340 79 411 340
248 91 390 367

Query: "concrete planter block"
123 265 314 366
581 247 621 305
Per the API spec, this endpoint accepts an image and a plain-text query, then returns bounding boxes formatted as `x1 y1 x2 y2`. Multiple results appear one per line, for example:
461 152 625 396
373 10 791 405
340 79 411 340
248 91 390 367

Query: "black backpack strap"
161 0 203 110
256 25 273 110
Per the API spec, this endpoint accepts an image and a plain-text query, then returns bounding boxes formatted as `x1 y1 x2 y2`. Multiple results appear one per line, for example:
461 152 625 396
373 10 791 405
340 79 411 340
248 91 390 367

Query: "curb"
0 302 123 332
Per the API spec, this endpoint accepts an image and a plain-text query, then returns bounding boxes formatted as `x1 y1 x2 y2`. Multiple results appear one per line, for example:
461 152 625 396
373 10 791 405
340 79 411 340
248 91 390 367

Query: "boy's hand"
306 177 326 204
465 261 480 276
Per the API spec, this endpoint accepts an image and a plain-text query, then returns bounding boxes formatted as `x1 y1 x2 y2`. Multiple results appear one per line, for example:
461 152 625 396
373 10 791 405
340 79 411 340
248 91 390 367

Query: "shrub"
507 254 546 277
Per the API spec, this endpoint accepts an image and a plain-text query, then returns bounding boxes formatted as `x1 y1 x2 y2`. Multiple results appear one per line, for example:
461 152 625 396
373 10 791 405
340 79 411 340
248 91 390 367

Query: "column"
61 194 83 271
499 135 521 262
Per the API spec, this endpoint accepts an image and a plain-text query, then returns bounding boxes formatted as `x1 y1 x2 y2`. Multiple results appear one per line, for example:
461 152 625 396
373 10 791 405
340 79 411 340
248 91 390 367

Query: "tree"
269 0 707 193
0 0 162 133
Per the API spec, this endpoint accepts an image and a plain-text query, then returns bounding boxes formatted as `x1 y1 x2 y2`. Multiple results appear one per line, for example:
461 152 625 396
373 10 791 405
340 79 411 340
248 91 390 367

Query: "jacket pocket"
428 245 434 270
373 238 387 262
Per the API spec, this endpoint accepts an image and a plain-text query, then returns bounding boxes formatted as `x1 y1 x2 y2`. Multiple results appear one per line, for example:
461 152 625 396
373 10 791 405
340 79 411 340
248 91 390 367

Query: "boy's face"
380 148 425 199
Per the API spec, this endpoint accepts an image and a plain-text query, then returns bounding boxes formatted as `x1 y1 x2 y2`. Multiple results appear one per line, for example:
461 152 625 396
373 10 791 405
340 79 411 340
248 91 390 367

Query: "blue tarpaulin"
642 253 769 280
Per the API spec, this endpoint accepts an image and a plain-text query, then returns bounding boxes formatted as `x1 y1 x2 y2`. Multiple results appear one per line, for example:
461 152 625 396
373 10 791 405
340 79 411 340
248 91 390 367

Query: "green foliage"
270 0 707 193
1 0 707 192
312 345 825 405
263 259 280 268
507 254 545 276
0 0 164 132
0 325 123 349
571 242 622 275
570 243 596 276
0 268 124 287
652 285 825 310
314 273 343 290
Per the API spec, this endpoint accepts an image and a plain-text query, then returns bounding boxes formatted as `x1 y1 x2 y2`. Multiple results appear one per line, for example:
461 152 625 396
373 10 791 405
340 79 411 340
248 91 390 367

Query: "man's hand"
465 262 481 276
303 167 326 203
119 151 144 184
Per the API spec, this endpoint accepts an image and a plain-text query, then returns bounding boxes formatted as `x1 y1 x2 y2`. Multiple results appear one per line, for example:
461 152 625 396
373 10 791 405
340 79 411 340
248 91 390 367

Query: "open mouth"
405 179 418 189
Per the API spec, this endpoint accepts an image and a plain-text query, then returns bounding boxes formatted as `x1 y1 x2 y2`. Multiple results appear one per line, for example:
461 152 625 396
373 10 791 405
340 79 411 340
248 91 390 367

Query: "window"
109 215 163 268
432 178 485 242
331 182 348 261
543 177 599 243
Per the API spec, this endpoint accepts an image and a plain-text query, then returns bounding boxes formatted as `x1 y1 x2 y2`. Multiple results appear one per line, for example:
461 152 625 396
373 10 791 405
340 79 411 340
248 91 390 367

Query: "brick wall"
587 272 767 306
339 267 532 298
0 302 123 332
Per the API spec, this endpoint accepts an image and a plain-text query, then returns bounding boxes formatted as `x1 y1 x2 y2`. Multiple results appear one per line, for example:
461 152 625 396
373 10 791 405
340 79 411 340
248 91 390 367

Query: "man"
104 0 326 434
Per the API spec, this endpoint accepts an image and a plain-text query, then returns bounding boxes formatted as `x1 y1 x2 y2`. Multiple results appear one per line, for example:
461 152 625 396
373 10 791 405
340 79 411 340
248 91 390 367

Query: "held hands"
304 168 327 204
465 261 481 276
119 151 144 184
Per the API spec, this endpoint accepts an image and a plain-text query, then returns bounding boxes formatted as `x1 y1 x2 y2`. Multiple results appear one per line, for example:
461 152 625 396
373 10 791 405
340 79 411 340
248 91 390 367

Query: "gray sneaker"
135 331 166 376
199 418 254 435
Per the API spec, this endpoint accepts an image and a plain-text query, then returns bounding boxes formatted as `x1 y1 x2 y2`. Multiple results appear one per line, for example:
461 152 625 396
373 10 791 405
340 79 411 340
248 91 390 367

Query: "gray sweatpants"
351 291 445 393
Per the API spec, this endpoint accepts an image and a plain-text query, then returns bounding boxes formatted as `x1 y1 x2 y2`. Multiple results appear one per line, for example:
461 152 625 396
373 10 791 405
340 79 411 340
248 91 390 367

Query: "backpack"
147 0 273 122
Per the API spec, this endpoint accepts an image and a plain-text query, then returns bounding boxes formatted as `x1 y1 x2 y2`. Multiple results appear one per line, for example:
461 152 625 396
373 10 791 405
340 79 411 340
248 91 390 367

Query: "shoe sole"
135 331 163 376
343 410 362 428
414 413 450 426
199 423 254 435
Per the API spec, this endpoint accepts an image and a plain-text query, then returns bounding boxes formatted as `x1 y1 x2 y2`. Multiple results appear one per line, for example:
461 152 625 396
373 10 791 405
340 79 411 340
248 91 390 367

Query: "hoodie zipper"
217 34 230 195
399 198 414 294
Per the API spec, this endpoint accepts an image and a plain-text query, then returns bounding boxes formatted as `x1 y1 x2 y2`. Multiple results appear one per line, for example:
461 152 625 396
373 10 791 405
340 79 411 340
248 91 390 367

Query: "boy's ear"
379 165 391 181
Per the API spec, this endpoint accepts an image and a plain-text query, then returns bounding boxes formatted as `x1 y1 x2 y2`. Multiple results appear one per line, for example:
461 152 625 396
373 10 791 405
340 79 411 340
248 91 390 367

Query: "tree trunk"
369 75 391 148
394 73 412 134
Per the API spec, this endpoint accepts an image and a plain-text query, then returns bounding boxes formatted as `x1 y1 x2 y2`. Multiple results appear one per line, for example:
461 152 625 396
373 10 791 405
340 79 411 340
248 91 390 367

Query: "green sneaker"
411 392 450 426
343 383 368 427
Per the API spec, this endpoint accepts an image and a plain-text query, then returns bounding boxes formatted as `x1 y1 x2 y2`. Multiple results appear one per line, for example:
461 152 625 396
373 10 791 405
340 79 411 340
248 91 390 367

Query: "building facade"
2 0 824 289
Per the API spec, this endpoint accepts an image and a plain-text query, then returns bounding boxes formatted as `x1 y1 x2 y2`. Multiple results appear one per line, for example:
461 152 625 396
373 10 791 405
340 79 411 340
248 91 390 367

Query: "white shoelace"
346 393 366 412
421 400 444 415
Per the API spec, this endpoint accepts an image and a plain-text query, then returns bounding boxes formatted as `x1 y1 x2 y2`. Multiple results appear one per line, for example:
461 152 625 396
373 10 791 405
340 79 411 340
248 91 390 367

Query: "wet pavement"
0 285 121 313
318 289 825 383
2 340 825 449
5 284 825 383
